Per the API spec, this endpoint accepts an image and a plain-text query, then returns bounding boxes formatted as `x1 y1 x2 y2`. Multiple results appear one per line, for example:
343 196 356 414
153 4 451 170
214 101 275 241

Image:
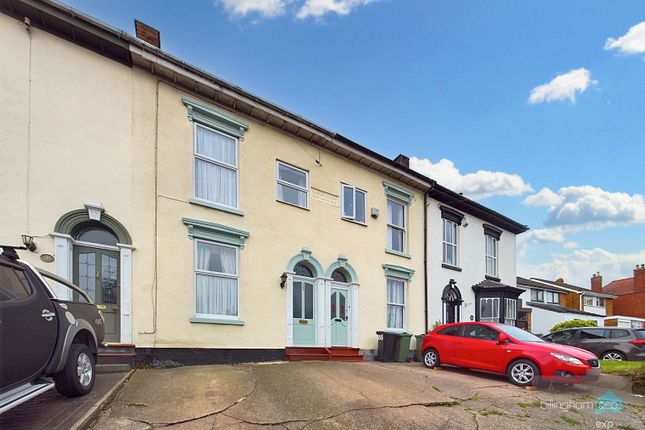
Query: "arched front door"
292 263 316 346
72 223 120 342
330 269 350 347
442 279 463 324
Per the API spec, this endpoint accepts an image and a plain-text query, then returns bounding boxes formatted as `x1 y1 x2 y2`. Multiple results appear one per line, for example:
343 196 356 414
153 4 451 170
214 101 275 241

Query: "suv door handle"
41 309 55 321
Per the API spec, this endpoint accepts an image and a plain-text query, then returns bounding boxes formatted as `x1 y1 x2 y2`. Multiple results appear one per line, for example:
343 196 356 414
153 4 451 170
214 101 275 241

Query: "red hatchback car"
421 322 601 386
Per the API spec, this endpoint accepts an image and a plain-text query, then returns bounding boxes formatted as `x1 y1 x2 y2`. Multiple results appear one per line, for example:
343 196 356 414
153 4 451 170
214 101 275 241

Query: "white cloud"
217 0 289 18
563 241 578 250
523 187 563 207
517 227 567 255
605 21 645 55
528 68 597 104
297 0 378 19
523 186 645 229
519 247 645 288
409 157 533 200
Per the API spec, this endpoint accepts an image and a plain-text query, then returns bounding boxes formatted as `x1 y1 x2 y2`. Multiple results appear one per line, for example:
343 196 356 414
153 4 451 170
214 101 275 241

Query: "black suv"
0 247 105 414
543 327 645 361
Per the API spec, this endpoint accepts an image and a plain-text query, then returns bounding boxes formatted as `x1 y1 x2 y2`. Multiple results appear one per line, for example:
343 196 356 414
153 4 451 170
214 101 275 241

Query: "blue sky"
64 0 645 287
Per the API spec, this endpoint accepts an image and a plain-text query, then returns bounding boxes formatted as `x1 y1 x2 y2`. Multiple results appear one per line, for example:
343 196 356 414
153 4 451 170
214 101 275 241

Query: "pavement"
0 371 130 430
90 362 645 430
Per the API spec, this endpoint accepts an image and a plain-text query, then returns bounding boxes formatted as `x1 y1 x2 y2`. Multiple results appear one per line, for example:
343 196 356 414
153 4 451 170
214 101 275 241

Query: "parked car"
542 327 645 361
0 246 105 414
420 322 600 386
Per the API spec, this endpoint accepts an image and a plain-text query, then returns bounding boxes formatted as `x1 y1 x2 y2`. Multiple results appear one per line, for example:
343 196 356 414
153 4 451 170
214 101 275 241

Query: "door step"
98 344 136 369
285 347 363 362
327 347 364 362
96 363 134 374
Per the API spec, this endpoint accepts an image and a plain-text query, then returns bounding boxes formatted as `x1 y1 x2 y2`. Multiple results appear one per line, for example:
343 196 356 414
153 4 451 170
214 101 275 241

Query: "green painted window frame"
182 97 248 138
184 98 248 216
382 264 415 281
182 217 249 248
383 181 414 205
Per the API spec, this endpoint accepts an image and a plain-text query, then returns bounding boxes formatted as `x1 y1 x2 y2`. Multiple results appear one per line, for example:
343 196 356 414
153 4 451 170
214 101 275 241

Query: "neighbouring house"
529 277 616 317
422 183 528 328
601 265 645 328
0 0 527 363
516 277 606 334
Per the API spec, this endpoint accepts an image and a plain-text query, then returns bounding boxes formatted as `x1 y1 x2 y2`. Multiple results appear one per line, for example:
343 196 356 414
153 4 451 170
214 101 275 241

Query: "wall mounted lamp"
21 235 37 252
280 272 288 289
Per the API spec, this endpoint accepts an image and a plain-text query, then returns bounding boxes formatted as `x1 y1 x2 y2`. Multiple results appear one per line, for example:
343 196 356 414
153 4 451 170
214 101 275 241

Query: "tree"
550 319 598 333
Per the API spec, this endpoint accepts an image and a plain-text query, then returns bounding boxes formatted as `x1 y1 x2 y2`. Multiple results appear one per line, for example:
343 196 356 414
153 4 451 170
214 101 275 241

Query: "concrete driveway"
91 362 645 429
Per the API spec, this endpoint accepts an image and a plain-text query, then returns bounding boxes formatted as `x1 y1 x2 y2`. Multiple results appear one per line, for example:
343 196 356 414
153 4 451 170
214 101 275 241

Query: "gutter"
423 181 435 332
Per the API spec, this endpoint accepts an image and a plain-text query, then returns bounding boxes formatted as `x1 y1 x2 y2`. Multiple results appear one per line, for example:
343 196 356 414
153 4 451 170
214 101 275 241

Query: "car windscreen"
635 330 645 340
496 324 545 342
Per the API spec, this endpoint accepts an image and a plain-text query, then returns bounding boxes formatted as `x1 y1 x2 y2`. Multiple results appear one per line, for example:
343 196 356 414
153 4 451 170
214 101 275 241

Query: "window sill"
485 275 501 282
276 199 310 211
189 198 244 216
190 316 245 326
441 263 462 272
341 217 367 227
385 249 411 259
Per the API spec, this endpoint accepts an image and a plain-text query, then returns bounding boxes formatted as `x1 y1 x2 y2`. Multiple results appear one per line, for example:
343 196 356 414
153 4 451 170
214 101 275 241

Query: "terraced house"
0 0 527 364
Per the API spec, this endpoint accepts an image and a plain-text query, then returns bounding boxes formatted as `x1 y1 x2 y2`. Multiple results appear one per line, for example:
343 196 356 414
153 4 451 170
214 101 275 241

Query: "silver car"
543 327 645 361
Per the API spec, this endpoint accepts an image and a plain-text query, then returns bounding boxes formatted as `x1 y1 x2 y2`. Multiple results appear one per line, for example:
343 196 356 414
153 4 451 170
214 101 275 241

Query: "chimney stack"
635 264 645 293
134 20 161 48
591 272 603 293
393 154 410 169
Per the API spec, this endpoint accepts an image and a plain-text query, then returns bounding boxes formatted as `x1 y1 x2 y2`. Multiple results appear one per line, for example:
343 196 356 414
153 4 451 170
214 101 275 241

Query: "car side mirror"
497 333 509 345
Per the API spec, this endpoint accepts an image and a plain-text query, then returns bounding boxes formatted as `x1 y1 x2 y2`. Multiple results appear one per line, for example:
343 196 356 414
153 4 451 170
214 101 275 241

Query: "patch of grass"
432 385 442 392
480 409 507 417
518 402 531 408
559 415 581 426
600 360 645 376
531 399 543 408
617 425 637 430
568 407 580 414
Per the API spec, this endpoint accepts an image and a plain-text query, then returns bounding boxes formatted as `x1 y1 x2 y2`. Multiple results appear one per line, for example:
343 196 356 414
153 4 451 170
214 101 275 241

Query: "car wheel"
53 343 96 397
507 359 539 387
601 351 625 361
423 348 440 368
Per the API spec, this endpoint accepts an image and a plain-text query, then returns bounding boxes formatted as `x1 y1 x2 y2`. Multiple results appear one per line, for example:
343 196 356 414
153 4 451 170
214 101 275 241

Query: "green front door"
292 280 315 345
73 246 120 342
330 287 349 346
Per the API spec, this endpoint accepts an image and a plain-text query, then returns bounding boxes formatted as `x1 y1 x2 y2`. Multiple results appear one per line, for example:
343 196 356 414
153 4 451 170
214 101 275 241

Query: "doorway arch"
52 207 133 343
442 279 463 324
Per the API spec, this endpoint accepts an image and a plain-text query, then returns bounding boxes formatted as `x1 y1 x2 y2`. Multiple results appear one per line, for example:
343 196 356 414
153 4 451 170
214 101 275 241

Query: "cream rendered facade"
0 9 426 353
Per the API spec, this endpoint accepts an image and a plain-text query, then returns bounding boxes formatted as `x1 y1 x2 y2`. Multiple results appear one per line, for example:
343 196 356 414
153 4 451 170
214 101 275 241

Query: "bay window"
504 298 517 326
479 297 499 323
